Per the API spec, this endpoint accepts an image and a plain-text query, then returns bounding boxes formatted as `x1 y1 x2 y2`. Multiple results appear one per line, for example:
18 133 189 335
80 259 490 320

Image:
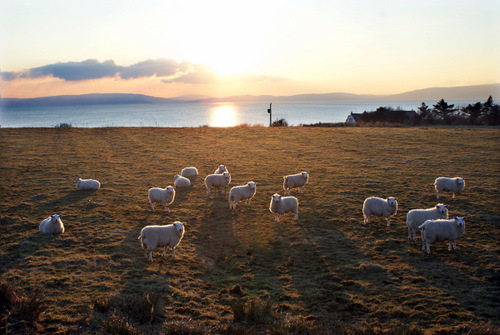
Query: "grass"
0 126 499 334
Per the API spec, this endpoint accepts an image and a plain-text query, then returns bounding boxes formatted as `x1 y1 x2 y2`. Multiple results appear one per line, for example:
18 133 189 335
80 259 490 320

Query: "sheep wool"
138 222 186 262
283 172 309 195
406 204 448 242
419 217 466 253
229 181 256 210
74 178 100 191
269 193 299 223
39 214 65 234
148 186 175 211
181 167 198 178
362 197 398 226
173 174 191 187
434 177 465 199
205 172 231 195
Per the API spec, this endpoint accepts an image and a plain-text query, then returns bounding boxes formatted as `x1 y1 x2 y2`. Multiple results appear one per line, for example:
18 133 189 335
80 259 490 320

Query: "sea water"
0 100 475 128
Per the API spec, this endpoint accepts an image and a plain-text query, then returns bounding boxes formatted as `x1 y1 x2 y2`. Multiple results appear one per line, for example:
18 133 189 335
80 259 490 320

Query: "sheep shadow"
35 190 96 212
407 247 500 322
0 229 58 275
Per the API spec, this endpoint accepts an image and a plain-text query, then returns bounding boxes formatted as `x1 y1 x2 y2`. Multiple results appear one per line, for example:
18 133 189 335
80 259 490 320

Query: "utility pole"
268 103 272 127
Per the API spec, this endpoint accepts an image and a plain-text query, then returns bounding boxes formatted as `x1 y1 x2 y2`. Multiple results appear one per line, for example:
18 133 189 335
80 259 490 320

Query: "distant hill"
1 83 498 107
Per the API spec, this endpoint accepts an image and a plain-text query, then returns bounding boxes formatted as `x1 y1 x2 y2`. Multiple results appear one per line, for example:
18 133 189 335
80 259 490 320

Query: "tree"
432 99 458 124
461 102 483 125
417 102 432 123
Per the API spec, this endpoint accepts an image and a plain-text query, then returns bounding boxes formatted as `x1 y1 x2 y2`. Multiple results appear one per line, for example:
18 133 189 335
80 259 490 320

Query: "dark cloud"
119 58 181 79
30 59 123 81
0 58 217 84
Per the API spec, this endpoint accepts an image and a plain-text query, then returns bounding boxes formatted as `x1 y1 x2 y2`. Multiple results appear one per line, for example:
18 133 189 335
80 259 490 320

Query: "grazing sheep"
173 174 191 187
148 186 175 211
419 217 466 253
269 193 299 223
362 197 398 226
283 172 309 195
406 204 448 242
434 177 465 199
181 167 198 177
74 178 100 190
39 214 65 234
229 181 256 210
205 172 231 195
215 164 229 174
138 221 186 262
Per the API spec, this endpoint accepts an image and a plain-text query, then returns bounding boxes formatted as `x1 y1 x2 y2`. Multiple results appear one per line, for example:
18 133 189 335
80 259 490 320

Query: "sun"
210 104 238 127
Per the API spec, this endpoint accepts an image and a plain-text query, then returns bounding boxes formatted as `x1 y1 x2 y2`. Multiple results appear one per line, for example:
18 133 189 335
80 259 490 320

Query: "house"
346 112 362 123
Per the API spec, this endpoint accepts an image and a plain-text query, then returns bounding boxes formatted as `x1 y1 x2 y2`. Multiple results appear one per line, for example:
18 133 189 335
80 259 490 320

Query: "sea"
0 100 477 128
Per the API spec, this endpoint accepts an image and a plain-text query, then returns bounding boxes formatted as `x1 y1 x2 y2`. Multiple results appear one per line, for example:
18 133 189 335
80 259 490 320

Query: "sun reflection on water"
210 104 238 127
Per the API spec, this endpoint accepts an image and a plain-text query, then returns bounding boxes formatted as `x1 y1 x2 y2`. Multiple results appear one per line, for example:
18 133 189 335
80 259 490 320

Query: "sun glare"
210 104 238 127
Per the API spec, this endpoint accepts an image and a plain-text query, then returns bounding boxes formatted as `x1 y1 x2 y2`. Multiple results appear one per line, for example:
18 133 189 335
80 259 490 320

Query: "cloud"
1 58 218 84
161 64 217 84
30 59 123 81
119 58 184 79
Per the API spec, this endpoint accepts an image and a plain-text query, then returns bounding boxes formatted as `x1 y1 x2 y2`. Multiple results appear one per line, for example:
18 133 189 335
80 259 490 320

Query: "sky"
0 0 499 99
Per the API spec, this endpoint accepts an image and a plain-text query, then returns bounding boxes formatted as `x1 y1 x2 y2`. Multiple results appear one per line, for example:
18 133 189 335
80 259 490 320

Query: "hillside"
0 127 498 334
1 83 498 107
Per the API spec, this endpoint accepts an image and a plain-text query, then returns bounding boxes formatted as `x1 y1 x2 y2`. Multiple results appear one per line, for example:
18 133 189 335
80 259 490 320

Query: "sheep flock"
39 168 468 261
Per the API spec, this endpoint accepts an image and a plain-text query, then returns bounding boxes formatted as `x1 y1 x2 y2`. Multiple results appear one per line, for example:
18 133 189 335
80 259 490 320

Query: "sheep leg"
164 204 169 212
150 203 155 211
453 241 457 250
162 247 167 257
452 193 456 199
294 213 298 220
386 218 391 227
172 247 176 259
363 214 369 224
425 242 431 254
148 250 153 262
407 227 412 241
221 187 225 194
206 187 210 195
412 229 418 242
436 191 440 199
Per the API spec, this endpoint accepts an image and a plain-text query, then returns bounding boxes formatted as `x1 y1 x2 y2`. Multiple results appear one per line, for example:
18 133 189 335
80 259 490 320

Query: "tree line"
416 96 499 126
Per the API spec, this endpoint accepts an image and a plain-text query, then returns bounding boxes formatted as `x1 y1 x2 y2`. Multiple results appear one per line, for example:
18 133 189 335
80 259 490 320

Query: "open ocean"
0 100 477 128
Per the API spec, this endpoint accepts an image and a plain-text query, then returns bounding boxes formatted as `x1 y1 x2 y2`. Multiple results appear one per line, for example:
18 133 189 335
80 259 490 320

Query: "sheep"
229 181 256 210
418 217 466 253
39 214 65 234
434 177 465 199
181 167 198 178
215 164 229 174
406 204 448 242
74 178 100 190
148 186 175 211
138 221 186 262
362 197 398 226
269 193 299 223
283 172 309 195
205 172 231 195
173 174 191 187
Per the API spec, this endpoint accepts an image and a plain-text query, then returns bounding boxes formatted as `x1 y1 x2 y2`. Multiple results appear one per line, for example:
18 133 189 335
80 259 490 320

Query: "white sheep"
148 186 175 211
173 174 191 187
74 178 100 190
362 197 398 226
181 167 198 178
406 204 448 242
283 172 309 195
215 164 229 174
269 193 299 223
229 181 256 210
418 217 466 253
39 214 65 234
138 221 186 262
434 177 465 199
205 172 231 195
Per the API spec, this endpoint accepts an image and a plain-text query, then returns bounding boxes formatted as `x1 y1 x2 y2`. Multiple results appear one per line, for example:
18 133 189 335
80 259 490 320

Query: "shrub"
272 118 288 127
101 312 142 335
230 297 276 324
54 122 73 128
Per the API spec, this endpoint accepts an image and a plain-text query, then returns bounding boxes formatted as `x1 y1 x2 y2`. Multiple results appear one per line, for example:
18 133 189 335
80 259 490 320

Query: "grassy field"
0 126 499 334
